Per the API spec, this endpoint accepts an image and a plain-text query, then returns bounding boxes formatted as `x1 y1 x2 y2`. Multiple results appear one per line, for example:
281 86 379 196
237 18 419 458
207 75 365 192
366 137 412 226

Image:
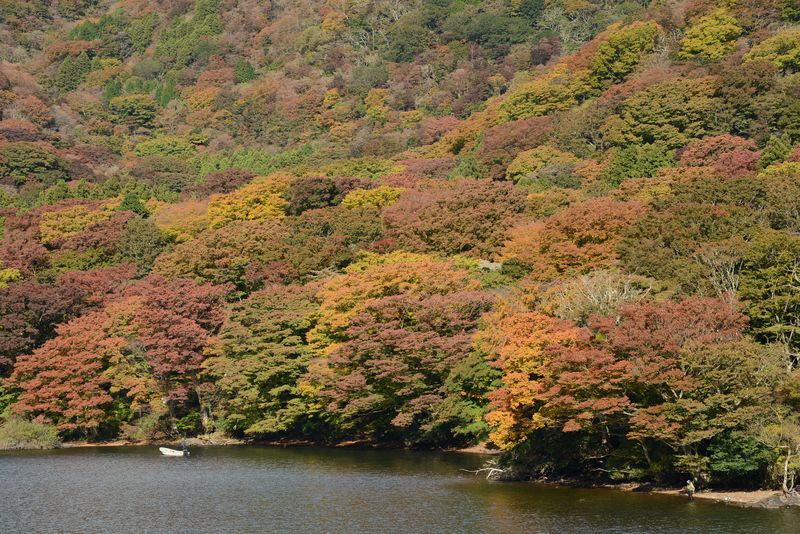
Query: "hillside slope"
2 0 800 488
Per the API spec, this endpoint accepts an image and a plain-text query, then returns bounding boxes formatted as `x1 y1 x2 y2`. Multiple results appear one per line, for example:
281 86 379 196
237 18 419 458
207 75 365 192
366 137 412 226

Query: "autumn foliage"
1 0 800 490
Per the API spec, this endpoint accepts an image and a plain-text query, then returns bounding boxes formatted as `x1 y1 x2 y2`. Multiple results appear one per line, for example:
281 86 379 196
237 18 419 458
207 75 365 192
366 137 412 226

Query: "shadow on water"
2 446 798 533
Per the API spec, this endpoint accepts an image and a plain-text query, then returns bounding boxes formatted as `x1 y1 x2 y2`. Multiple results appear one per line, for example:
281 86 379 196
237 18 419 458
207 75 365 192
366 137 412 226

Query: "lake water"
1 446 797 533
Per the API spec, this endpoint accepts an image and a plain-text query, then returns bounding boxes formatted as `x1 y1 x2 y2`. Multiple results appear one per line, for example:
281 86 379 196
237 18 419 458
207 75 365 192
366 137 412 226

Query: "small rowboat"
159 446 189 457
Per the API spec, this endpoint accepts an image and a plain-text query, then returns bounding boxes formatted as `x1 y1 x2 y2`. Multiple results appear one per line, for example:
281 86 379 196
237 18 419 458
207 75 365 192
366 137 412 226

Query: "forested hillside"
1 0 800 489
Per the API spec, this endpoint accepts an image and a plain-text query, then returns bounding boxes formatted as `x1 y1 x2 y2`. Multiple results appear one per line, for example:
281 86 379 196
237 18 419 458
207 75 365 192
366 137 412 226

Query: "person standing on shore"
685 480 695 501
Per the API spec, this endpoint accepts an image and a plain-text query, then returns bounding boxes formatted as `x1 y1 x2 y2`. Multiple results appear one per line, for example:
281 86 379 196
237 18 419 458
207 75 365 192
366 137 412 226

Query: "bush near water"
0 417 60 450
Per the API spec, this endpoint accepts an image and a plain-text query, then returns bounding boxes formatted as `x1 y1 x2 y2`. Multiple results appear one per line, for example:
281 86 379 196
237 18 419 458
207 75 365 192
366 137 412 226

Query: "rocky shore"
514 478 800 509
653 489 800 509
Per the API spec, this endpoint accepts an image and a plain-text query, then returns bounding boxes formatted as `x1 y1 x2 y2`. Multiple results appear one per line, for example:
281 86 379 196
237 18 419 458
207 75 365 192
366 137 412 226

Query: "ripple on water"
1 446 798 534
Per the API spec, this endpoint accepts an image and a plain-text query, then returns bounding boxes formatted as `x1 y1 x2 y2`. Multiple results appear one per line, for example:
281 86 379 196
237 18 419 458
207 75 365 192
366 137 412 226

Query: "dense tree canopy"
384 180 527 259
204 283 319 437
1 0 800 491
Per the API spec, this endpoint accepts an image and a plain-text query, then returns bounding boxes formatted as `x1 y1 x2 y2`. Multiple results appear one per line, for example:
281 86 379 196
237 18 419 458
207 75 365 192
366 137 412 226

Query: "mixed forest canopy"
2 0 800 490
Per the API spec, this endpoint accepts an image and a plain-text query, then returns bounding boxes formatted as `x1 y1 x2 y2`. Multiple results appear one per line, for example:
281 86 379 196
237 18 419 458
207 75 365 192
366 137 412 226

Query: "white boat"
159 446 189 457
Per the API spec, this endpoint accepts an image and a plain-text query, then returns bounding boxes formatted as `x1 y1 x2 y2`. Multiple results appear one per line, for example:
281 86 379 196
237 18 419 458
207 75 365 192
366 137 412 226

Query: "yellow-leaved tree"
207 173 293 228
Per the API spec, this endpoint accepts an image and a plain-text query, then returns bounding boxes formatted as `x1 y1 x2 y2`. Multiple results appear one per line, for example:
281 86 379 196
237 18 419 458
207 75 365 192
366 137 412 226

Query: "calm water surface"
1 446 797 533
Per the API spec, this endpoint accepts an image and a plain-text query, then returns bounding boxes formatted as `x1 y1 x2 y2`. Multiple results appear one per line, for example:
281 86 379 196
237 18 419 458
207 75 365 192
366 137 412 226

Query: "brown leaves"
308 252 492 442
504 198 646 280
383 180 527 259
484 296 747 450
7 275 229 434
9 311 122 434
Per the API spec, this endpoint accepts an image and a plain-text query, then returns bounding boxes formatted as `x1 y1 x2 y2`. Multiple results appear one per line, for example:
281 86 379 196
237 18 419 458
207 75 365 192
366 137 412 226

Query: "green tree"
128 13 159 53
0 417 61 450
619 204 755 295
131 58 163 79
0 142 69 186
754 414 800 494
679 9 742 62
591 21 660 84
104 78 122 101
707 432 775 485
155 71 179 107
602 142 674 186
134 136 195 158
233 58 256 83
119 192 148 217
518 0 545 23
114 217 170 275
739 230 800 362
203 284 319 437
385 12 435 62
109 94 159 128
153 0 223 67
666 340 788 483
606 77 723 148
759 135 792 168
54 52 92 93
781 0 800 22
745 29 800 73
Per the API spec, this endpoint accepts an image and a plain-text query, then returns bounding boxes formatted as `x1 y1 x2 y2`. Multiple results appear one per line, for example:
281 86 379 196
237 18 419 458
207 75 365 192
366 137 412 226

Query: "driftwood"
461 467 505 480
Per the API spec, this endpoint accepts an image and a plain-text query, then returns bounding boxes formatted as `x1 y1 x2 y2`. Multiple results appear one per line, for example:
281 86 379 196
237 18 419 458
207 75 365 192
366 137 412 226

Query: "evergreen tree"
54 52 92 93
155 72 180 107
759 135 792 168
519 0 545 23
119 192 148 217
104 79 122 101
233 59 256 83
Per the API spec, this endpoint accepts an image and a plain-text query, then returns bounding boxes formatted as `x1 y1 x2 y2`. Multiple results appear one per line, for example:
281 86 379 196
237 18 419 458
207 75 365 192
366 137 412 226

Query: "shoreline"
652 488 798 509
526 478 800 509
34 439 800 509
59 436 504 453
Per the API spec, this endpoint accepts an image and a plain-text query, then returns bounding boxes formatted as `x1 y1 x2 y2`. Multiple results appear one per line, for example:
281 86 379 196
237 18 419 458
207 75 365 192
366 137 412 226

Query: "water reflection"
1 446 797 533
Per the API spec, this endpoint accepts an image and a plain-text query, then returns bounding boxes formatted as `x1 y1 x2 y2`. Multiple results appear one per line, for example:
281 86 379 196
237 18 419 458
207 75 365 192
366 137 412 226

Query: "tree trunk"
639 439 653 469
194 382 211 433
783 446 792 496
163 380 177 434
